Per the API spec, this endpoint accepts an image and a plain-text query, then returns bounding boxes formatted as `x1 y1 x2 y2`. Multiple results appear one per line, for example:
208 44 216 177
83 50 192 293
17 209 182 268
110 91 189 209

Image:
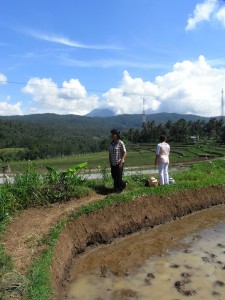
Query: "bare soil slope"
1 193 105 274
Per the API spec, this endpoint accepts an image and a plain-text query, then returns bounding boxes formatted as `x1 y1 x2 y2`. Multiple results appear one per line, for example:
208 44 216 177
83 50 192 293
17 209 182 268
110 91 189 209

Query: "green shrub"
0 185 18 221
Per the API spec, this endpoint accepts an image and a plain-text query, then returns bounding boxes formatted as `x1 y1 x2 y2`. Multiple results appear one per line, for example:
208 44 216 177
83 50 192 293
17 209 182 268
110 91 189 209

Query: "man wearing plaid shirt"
109 129 127 192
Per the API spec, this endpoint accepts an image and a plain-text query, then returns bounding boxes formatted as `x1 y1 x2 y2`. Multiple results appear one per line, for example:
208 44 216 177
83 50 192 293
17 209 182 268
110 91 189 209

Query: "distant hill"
0 112 219 159
86 108 115 117
145 112 210 124
0 112 211 134
85 109 211 123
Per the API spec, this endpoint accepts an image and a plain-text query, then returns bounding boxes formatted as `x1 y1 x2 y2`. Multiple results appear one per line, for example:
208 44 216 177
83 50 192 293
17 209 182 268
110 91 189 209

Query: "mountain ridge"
0 112 214 132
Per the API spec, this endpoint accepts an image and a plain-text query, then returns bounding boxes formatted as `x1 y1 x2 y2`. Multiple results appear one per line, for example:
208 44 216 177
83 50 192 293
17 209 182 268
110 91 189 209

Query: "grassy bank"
1 157 225 299
26 159 225 300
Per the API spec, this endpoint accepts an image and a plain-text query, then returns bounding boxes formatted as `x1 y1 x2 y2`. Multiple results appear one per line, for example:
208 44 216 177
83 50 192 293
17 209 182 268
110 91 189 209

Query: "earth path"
1 193 105 274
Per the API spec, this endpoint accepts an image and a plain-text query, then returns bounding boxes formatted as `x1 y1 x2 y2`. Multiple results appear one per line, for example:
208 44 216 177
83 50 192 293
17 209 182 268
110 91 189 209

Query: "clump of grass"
0 185 18 222
11 165 45 207
26 250 54 300
0 272 28 299
0 245 17 300
0 245 13 275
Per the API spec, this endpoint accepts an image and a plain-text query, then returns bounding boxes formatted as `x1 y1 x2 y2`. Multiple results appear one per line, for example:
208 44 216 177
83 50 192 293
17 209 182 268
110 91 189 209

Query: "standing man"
155 135 170 185
109 129 127 192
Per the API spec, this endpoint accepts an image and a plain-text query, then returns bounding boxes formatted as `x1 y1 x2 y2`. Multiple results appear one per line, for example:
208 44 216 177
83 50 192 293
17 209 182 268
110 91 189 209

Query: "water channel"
64 204 225 300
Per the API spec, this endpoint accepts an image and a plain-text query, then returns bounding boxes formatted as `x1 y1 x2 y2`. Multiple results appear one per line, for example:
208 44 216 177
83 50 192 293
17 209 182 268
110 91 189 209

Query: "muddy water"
65 204 225 300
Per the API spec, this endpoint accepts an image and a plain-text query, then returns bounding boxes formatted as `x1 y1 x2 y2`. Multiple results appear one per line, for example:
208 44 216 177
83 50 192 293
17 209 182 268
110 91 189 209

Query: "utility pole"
142 98 146 126
221 89 224 121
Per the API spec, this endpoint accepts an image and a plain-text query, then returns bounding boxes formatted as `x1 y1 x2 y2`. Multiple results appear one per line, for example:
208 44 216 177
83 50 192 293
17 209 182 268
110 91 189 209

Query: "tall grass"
0 163 92 222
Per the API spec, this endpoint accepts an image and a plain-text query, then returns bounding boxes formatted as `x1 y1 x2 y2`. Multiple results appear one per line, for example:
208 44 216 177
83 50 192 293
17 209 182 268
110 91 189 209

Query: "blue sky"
1 0 225 117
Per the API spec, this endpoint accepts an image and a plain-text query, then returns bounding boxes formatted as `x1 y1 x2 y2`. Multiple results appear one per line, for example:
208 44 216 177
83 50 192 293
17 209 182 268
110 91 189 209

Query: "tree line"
0 116 224 162
124 118 225 144
0 118 109 162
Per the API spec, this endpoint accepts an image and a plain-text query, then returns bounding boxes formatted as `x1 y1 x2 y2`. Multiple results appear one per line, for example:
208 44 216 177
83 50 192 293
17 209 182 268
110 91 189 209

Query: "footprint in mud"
174 281 196 296
213 280 225 287
146 272 155 278
170 264 180 269
217 243 225 248
174 275 197 297
212 291 221 297
205 251 217 258
144 272 155 285
202 256 214 263
216 261 225 269
211 282 225 298
201 251 217 264
181 272 192 279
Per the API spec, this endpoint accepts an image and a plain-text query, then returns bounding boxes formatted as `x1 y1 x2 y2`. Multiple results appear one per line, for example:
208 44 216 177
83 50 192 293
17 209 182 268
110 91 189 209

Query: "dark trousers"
111 164 125 191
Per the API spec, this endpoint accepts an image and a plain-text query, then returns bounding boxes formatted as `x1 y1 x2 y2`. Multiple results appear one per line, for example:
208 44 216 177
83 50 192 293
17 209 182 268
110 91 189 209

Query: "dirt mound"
1 193 105 273
51 186 225 299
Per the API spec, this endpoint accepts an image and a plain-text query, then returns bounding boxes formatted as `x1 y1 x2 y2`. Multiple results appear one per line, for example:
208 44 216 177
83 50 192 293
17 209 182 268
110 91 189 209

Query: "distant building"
190 135 199 142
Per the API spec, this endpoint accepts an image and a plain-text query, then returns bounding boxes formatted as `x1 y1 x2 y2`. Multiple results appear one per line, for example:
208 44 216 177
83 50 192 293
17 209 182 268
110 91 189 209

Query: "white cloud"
185 0 225 30
103 71 160 115
0 100 22 116
0 73 23 115
153 55 224 116
22 77 99 115
60 56 165 69
102 56 225 117
215 5 225 25
0 72 7 84
24 29 122 50
19 56 225 117
186 0 217 31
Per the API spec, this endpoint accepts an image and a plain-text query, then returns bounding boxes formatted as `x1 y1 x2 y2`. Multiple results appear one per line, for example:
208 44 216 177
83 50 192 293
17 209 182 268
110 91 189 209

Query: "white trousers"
158 163 169 185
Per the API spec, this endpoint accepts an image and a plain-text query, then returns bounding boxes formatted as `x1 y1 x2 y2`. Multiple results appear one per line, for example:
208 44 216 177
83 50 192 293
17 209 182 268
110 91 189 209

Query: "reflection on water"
65 204 225 300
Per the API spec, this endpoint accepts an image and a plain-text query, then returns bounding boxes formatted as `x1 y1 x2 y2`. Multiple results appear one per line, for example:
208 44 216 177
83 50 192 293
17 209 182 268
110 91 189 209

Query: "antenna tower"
222 89 224 121
142 98 146 125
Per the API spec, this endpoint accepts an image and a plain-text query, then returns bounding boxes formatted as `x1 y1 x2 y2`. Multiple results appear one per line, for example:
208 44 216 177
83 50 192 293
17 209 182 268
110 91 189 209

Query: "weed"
98 165 110 186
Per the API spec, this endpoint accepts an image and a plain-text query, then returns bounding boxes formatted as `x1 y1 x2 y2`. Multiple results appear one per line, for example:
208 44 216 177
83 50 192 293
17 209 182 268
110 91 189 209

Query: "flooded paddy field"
64 204 225 300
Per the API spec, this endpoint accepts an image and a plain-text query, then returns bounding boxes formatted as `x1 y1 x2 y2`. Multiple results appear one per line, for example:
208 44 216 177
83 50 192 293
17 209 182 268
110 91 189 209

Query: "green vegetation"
25 158 225 300
0 157 225 299
3 141 225 175
0 112 225 299
0 113 224 161
0 162 91 222
1 142 225 223
125 117 225 145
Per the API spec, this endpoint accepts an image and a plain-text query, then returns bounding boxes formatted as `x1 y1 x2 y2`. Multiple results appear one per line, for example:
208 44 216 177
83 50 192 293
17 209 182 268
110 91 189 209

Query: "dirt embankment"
51 186 225 300
1 194 106 274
